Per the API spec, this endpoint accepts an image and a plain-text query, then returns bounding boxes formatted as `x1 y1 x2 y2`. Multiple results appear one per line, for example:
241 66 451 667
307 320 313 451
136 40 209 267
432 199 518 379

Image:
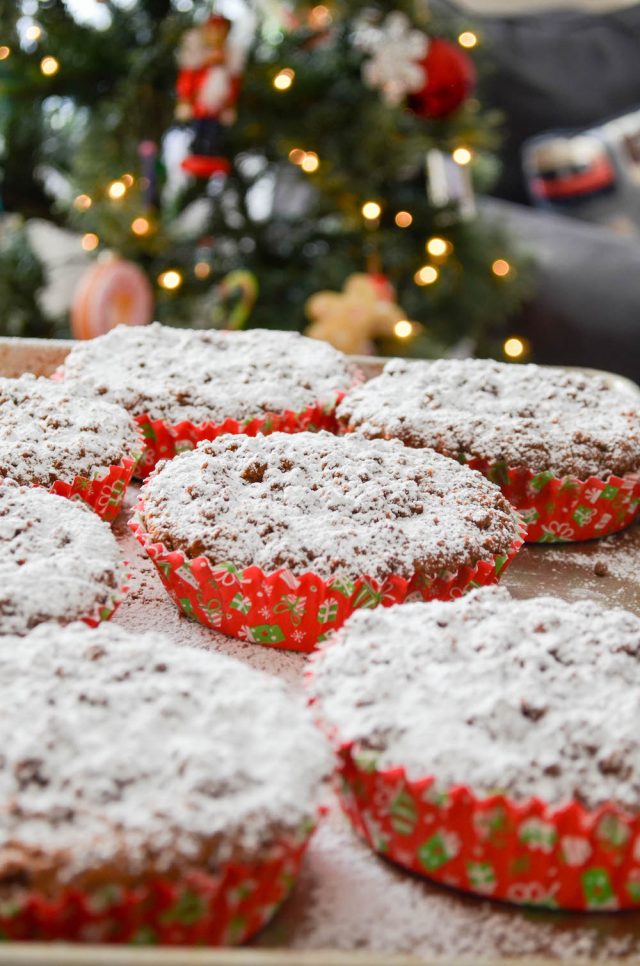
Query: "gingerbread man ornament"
305 273 408 355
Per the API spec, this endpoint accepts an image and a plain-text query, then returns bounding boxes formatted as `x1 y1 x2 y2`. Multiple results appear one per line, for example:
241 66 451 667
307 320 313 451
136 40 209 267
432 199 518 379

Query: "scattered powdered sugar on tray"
60 323 355 424
337 357 640 478
0 373 141 486
0 483 122 636
0 621 330 884
309 586 640 810
539 526 640 585
139 431 521 582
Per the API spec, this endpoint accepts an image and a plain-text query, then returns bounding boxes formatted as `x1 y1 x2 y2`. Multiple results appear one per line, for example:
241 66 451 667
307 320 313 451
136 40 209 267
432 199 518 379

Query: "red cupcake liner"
329 744 640 911
47 450 141 524
135 393 349 479
79 571 127 629
129 498 526 653
464 458 640 543
0 831 311 944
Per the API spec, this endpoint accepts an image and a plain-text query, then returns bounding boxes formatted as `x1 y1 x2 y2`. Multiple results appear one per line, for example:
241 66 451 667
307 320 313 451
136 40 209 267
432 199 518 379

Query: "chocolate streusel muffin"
308 586 640 910
60 323 357 475
338 358 640 542
132 432 523 650
0 484 123 635
0 375 141 519
0 622 330 943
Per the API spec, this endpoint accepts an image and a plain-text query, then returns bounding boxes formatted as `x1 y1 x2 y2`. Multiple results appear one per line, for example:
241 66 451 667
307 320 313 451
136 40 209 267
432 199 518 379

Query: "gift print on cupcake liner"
134 393 349 479
333 746 640 912
464 459 640 543
48 451 141 523
129 501 525 652
0 824 312 945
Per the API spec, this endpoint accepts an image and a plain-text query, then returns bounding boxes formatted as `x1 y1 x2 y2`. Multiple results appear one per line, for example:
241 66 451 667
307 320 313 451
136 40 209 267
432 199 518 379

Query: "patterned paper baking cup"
329 744 640 912
463 458 640 543
79 571 127 629
0 829 311 945
129 500 525 653
47 448 142 524
135 393 350 479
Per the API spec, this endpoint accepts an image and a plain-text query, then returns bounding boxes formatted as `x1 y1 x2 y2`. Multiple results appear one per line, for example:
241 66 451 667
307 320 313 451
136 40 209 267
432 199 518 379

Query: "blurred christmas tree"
0 0 529 357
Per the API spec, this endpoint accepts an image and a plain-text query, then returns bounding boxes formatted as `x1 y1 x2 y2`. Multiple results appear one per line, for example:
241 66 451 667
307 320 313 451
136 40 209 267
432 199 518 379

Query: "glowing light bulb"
131 217 150 236
108 180 126 200
81 233 99 252
394 320 413 339
301 152 319 173
458 31 478 49
288 148 306 165
273 68 295 91
503 336 527 360
40 56 59 76
121 173 134 187
492 258 511 277
414 265 439 286
362 201 382 221
25 24 42 41
194 261 211 279
309 5 331 28
0 46 11 60
452 147 473 166
426 236 450 258
158 270 182 290
73 194 92 211
395 211 413 228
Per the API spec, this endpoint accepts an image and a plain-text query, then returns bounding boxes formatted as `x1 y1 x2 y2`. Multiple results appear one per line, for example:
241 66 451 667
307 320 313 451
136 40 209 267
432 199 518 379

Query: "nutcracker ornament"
175 15 245 178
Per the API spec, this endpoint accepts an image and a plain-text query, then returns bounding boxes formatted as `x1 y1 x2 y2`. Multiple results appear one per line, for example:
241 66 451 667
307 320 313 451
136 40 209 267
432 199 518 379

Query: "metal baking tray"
1 336 639 965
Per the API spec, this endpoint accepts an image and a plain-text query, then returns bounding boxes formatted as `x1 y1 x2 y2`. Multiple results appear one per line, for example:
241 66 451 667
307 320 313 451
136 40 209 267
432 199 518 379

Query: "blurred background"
1 0 639 378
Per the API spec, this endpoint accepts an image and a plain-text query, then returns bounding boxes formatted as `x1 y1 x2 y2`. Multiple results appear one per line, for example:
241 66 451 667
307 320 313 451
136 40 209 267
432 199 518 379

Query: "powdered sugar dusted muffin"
0 622 330 943
308 586 640 909
338 359 640 542
0 484 123 635
338 358 640 478
132 432 523 651
61 323 355 425
0 374 141 496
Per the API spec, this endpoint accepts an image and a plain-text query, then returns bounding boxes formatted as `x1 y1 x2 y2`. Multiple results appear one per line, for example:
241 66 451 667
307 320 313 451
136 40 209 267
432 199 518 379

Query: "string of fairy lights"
6 5 528 360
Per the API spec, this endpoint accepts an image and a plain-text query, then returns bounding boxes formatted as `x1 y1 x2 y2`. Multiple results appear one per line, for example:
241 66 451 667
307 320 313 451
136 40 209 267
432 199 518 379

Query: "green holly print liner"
333 746 640 911
129 500 526 652
463 458 640 543
0 828 311 945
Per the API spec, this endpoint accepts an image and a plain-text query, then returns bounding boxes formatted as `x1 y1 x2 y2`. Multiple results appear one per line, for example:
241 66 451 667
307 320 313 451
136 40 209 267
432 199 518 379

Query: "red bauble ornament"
409 37 476 119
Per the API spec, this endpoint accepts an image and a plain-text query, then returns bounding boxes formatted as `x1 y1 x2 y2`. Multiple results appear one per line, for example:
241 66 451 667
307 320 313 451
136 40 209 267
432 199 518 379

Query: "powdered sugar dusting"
61 323 354 424
0 484 122 636
0 374 141 486
338 358 640 478
310 586 640 810
0 621 330 882
139 431 521 582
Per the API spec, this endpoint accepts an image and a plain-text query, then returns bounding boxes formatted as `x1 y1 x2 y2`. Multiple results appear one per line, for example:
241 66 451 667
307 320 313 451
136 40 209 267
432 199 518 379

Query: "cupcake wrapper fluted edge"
129 498 526 653
0 829 312 945
135 391 354 479
464 458 640 543
324 745 640 912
